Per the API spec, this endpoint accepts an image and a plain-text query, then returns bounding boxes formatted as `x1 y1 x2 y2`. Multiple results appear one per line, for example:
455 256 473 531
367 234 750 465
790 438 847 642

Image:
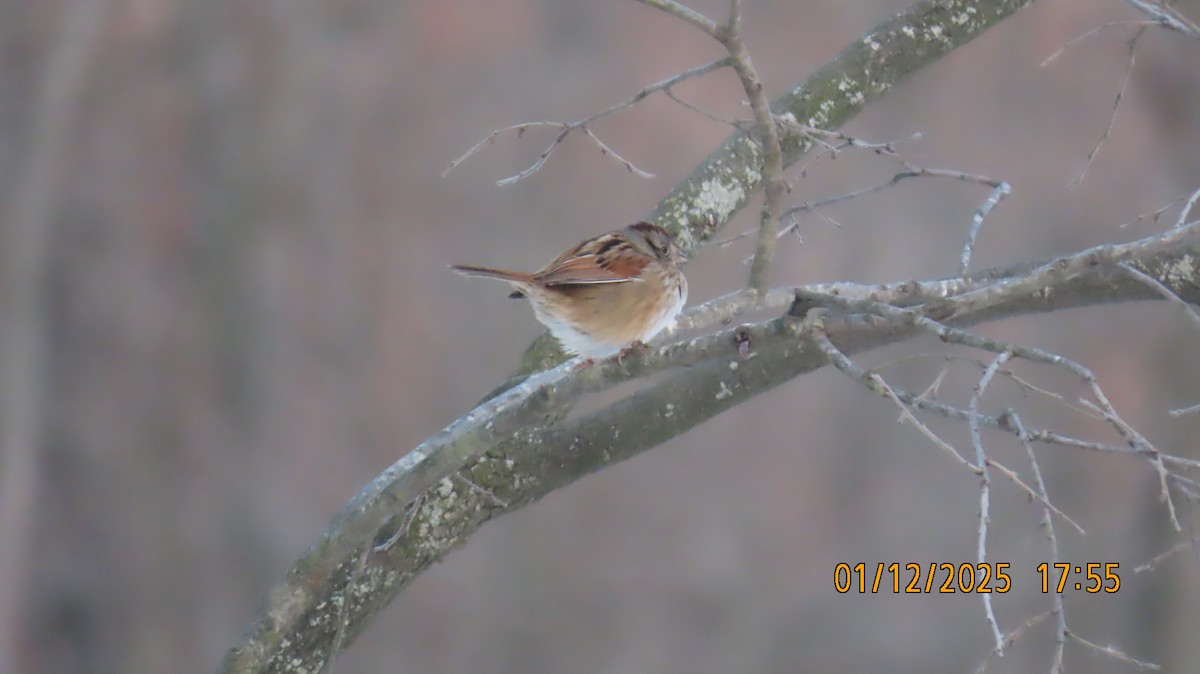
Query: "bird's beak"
671 248 690 265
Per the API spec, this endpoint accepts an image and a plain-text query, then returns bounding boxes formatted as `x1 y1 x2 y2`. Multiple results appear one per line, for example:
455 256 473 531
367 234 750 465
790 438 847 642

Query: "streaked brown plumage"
451 222 688 359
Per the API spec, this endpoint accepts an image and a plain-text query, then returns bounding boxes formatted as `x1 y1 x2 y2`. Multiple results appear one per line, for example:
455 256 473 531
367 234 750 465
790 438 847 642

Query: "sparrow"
451 222 688 359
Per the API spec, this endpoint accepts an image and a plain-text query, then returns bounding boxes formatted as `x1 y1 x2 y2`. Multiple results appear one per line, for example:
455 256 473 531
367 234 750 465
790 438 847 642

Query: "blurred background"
2 0 1200 672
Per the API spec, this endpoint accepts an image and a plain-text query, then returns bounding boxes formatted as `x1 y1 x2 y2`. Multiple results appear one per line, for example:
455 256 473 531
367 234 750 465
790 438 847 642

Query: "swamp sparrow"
452 222 688 359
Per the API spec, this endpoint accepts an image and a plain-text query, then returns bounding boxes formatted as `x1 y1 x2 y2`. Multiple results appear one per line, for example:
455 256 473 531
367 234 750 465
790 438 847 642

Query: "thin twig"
811 329 976 470
496 126 572 186
634 0 721 35
1039 21 1155 67
1079 398 1181 531
721 3 785 291
767 128 1011 261
636 0 786 291
1005 412 1068 673
664 88 746 128
580 125 655 180
1134 541 1195 573
970 352 1010 654
373 494 427 553
910 358 953 410
1174 186 1200 230
453 471 509 508
960 181 1012 275
779 161 1008 243
1002 370 1107 421
1069 632 1160 670
985 458 1085 536
1124 0 1200 39
1117 261 1200 331
973 610 1054 674
1168 402 1200 417
443 57 732 183
877 373 977 469
1069 26 1146 188
870 353 1099 427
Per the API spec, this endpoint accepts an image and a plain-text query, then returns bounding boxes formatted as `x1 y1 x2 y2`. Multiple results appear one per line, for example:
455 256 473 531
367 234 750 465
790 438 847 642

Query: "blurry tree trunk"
0 2 111 672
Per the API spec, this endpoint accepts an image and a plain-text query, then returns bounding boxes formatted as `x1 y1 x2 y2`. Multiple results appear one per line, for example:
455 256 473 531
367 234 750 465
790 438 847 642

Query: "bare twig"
664 88 746 128
373 494 427 553
1174 186 1200 229
634 0 720 35
1069 632 1160 670
1079 396 1181 530
870 352 1101 422
638 0 785 291
1124 0 1200 39
1168 402 1200 417
872 352 1097 425
973 610 1054 674
1026 430 1139 457
811 328 976 468
1002 370 1107 421
1134 541 1196 573
876 373 977 469
443 57 732 184
911 358 953 408
970 352 1010 654
1117 261 1200 331
1118 186 1200 229
1005 412 1069 673
1039 20 1156 67
778 151 1009 253
984 457 1084 536
453 471 509 508
780 124 920 170
960 181 1012 275
1069 26 1146 188
719 0 785 291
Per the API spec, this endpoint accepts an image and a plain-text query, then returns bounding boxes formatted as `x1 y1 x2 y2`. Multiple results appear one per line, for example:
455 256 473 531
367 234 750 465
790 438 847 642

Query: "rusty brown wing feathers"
531 233 649 286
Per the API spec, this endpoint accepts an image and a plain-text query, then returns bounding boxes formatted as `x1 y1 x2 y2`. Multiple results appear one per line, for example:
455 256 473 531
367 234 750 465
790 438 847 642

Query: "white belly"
532 276 687 360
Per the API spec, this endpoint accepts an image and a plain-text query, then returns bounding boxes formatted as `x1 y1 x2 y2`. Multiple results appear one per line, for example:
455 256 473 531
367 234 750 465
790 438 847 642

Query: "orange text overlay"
833 562 1122 594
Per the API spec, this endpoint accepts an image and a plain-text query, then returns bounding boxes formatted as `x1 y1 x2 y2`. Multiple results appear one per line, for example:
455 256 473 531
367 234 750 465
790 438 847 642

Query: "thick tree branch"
219 239 1200 673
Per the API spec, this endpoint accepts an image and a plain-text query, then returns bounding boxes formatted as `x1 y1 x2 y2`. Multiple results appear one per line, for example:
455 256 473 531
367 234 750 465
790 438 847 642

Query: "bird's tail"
449 264 534 284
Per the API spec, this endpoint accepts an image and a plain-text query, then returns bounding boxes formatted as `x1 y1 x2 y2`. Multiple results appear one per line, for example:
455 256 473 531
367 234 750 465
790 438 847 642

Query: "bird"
451 222 688 360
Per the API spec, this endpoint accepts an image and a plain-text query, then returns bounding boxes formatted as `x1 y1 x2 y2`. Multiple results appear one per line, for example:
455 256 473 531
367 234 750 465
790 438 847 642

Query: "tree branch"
219 240 1200 673
638 0 787 292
